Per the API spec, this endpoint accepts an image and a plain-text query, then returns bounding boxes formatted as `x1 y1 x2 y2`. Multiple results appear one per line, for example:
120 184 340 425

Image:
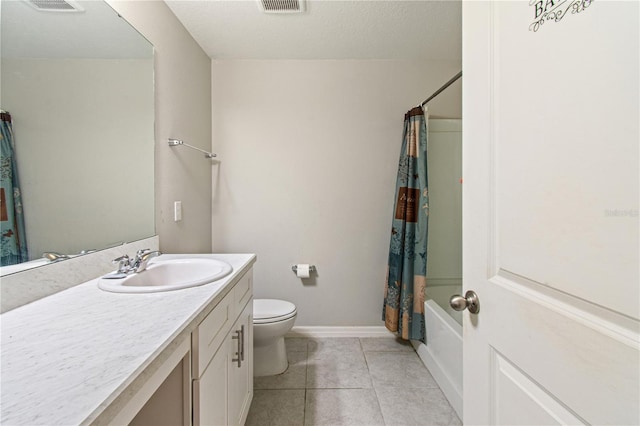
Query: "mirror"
0 0 155 275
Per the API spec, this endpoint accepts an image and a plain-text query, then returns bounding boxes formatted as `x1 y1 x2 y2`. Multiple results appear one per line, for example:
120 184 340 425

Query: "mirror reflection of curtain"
0 111 28 266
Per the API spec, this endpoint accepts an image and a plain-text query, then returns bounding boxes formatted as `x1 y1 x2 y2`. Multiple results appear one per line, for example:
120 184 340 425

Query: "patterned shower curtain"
0 111 28 266
383 106 429 342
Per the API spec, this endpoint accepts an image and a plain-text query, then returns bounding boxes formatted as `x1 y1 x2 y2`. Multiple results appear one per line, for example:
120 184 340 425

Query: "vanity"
0 253 256 426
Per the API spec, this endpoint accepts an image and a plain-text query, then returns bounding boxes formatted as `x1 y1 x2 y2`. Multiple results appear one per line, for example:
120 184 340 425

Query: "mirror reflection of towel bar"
168 138 216 159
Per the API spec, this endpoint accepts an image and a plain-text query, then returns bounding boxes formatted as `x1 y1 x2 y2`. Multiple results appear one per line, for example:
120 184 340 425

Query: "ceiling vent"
23 0 84 12
258 0 305 14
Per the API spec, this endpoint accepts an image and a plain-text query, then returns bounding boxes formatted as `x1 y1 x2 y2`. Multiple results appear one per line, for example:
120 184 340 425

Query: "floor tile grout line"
255 385 443 390
361 337 373 382
370 379 389 426
302 387 307 426
305 386 377 390
303 343 309 426
361 336 387 425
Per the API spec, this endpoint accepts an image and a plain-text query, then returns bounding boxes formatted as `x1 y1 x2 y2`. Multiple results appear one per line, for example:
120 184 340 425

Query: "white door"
462 1 639 425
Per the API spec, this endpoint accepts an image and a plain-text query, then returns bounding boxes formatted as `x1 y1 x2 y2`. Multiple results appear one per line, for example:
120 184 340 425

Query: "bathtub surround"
424 120 462 294
211 60 461 327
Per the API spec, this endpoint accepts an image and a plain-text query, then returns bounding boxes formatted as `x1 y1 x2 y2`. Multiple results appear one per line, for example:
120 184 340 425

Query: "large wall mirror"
0 0 155 276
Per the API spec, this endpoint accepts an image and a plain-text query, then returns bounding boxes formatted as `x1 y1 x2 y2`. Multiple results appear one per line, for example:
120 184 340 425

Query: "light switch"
174 201 182 222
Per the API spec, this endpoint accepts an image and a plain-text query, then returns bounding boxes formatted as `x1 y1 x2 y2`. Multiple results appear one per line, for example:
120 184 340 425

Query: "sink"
97 258 233 293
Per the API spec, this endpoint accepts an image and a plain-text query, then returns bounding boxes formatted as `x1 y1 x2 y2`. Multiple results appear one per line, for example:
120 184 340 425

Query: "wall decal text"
529 0 594 32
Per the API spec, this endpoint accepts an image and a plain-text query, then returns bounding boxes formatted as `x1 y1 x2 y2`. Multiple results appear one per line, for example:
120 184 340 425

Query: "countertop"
0 253 256 426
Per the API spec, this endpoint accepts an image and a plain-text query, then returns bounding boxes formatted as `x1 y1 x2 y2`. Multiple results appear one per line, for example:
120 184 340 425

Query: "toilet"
253 299 297 377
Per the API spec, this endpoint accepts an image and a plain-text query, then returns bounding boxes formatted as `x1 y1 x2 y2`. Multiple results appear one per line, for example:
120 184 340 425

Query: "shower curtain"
383 106 429 342
1 111 28 266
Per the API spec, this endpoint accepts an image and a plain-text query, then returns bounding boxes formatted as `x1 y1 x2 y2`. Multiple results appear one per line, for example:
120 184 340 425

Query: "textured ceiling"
165 0 462 61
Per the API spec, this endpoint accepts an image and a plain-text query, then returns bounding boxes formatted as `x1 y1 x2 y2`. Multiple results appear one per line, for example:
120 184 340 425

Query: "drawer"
192 289 234 378
233 269 253 312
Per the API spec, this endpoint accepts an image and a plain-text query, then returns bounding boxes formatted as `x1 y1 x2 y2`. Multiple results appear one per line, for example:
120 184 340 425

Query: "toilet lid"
254 299 297 324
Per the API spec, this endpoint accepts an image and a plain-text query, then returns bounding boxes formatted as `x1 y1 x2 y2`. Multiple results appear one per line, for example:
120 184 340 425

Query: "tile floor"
246 337 461 426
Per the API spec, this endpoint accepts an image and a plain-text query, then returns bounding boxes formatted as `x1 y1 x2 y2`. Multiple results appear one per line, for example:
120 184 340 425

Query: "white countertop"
0 253 256 426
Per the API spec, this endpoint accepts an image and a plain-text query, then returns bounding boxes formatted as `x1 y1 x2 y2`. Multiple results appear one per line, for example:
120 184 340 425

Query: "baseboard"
286 326 395 338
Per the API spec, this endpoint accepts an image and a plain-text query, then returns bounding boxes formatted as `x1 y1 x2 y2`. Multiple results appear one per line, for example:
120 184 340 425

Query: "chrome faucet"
131 249 162 273
108 249 162 278
112 254 133 274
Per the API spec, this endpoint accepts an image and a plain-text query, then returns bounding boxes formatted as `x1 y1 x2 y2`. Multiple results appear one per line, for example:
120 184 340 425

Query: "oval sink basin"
97 258 233 293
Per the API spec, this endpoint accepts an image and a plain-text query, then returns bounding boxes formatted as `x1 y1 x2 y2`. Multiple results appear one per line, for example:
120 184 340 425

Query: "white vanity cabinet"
192 268 253 426
0 254 257 426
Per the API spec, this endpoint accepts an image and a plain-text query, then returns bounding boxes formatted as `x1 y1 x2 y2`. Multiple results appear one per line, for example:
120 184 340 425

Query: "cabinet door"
228 300 253 426
193 345 228 426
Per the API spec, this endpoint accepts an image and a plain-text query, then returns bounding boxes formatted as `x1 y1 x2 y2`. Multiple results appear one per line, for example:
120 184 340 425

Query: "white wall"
211 60 461 326
107 0 212 254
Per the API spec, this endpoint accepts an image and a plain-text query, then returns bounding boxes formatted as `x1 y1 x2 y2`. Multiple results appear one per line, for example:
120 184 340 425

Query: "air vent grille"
258 0 305 14
24 0 84 12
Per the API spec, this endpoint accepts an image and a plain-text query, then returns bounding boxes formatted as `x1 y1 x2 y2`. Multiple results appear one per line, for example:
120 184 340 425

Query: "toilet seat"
254 299 297 324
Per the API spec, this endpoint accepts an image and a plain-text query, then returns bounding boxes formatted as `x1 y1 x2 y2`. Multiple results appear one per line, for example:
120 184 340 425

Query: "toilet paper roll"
296 264 310 278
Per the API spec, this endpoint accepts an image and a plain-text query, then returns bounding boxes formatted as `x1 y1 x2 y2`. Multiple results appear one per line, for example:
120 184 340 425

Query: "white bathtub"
412 286 463 418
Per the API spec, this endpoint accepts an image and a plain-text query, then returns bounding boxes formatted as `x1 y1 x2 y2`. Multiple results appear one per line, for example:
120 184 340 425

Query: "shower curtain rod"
420 71 462 107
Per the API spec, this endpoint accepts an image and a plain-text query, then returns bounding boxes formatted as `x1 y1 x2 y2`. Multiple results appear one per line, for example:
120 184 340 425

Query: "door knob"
449 290 480 314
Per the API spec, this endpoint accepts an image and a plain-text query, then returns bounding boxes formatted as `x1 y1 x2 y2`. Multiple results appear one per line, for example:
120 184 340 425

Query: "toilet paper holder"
291 265 316 273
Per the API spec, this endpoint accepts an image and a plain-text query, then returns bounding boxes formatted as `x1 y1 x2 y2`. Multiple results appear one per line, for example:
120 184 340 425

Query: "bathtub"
412 285 463 418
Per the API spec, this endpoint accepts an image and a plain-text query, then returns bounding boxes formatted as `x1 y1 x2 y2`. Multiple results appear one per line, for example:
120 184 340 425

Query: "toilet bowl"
253 299 297 377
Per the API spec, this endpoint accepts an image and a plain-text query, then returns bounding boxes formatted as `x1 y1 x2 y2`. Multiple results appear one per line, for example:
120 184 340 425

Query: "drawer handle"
239 325 245 361
231 329 242 367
